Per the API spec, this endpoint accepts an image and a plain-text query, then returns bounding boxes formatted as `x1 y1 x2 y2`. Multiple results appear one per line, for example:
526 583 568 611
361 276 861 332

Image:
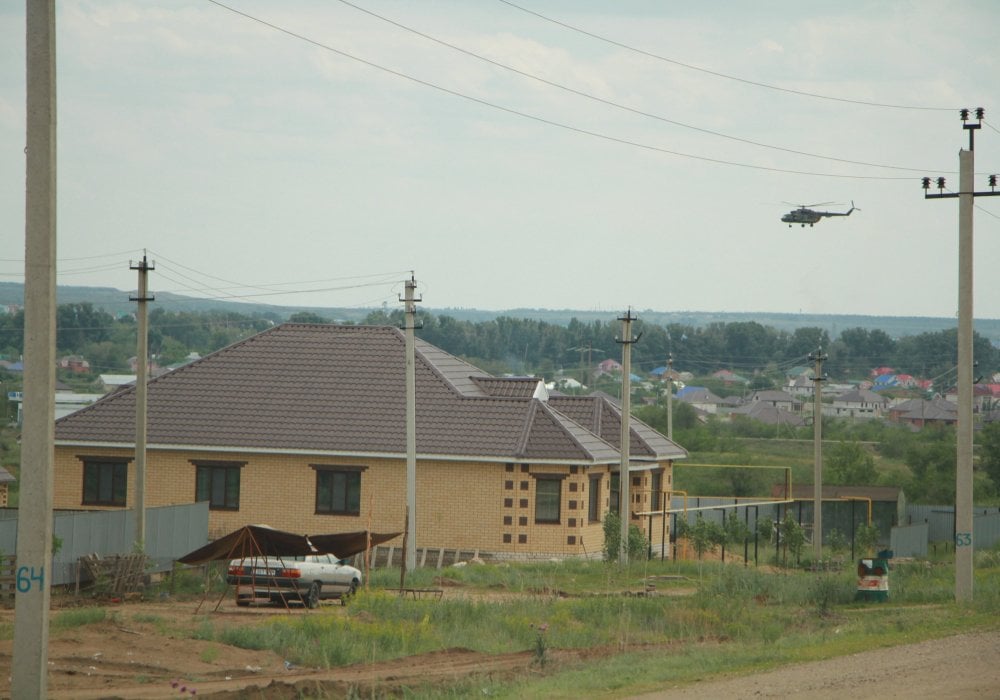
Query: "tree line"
0 302 996 383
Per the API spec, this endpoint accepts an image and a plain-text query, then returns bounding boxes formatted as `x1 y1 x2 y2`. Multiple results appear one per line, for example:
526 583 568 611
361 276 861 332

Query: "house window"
588 475 602 522
534 476 562 524
194 462 242 511
609 473 620 514
314 467 363 515
82 459 128 506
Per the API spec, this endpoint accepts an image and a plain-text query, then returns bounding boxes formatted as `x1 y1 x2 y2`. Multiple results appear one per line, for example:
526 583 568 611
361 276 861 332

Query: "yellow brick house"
53 324 686 559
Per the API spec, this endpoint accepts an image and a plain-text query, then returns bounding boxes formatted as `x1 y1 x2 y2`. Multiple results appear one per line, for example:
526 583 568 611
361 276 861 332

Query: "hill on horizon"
1 281 998 341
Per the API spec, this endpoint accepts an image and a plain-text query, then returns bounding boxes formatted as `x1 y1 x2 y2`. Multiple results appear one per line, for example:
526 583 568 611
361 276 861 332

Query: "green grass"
185 552 1000 697
51 607 107 630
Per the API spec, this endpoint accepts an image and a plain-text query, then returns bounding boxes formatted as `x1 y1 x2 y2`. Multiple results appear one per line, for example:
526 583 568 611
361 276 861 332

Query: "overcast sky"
2 1 1000 319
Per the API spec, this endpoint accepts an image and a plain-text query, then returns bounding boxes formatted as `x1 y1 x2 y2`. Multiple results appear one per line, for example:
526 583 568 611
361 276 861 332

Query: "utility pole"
923 108 1000 602
130 253 154 548
400 274 421 573
13 2 57 696
665 353 674 441
809 346 827 564
616 310 641 566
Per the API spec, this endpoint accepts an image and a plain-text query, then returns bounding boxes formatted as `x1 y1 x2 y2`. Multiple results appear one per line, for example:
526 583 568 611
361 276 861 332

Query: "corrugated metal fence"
903 505 1000 549
0 503 209 587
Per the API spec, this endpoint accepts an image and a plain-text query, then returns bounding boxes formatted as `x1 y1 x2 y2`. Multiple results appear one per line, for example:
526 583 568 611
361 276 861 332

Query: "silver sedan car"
227 553 362 608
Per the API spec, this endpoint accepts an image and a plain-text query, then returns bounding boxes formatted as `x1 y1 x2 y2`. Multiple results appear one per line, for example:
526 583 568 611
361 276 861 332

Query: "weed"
530 622 549 667
199 645 220 664
810 574 851 617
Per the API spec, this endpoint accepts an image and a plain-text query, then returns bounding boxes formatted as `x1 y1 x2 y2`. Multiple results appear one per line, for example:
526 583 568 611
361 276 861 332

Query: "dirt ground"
0 595 996 699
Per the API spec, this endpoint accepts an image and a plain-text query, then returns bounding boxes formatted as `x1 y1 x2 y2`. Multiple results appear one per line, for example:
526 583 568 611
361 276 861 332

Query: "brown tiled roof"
55 324 682 465
547 395 686 461
472 376 542 398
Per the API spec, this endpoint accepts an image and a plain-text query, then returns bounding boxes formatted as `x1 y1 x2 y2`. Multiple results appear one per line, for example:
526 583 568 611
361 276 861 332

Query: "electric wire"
148 249 409 294
203 0 916 181
336 0 944 174
498 0 956 112
153 265 403 302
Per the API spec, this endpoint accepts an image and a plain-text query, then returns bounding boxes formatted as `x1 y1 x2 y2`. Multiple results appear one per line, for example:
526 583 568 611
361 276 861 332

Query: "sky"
2 1 1000 320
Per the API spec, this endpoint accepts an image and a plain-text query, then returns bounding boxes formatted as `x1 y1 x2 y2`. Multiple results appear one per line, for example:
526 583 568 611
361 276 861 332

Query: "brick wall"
52 446 673 559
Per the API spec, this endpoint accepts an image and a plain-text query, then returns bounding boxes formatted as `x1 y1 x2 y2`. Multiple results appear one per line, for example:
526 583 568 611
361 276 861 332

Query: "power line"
149 249 409 295
498 0 956 112
335 0 945 174
203 0 916 180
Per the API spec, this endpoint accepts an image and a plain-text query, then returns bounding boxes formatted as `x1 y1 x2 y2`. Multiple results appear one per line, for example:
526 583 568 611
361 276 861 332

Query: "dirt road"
632 629 1000 699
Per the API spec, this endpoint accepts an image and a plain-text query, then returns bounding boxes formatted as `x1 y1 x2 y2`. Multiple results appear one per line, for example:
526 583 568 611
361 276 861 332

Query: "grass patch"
51 607 107 630
187 555 1000 697
199 645 220 664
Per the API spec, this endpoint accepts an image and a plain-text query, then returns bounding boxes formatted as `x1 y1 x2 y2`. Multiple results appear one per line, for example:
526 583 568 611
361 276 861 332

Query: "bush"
602 511 649 562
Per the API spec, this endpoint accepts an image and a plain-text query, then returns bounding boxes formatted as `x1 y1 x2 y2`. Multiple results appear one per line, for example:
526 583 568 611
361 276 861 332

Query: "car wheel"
306 581 321 609
341 579 359 606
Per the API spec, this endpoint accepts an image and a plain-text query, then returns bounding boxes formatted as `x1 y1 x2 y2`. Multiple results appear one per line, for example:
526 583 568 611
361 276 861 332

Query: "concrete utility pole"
666 353 674 441
616 310 641 565
923 108 1000 602
130 254 154 548
400 274 420 572
13 2 57 696
810 347 827 563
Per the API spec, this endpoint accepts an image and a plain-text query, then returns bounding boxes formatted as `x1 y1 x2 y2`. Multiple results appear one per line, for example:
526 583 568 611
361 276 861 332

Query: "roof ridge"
543 402 618 457
514 400 539 457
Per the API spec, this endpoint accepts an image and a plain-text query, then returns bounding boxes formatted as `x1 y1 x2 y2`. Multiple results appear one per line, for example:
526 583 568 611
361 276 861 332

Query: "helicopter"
781 201 857 227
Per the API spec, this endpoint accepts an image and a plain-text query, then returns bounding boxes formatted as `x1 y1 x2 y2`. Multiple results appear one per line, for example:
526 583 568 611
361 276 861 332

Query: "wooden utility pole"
810 347 826 563
616 310 640 565
923 108 1000 602
13 2 57 696
401 274 420 573
130 253 154 548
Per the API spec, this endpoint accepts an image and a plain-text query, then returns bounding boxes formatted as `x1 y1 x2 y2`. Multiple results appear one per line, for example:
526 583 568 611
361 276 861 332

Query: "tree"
723 510 750 562
779 513 806 565
979 421 1000 489
855 522 881 556
684 513 723 561
826 441 878 485
288 311 330 324
755 516 775 546
904 427 956 503
826 528 849 561
786 327 830 360
56 303 113 353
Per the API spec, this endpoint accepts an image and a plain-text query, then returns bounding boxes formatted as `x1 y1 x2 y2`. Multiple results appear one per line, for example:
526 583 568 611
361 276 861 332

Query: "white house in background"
99 374 136 392
676 387 726 414
749 390 801 413
546 376 583 391
827 388 889 419
786 374 813 398
7 391 104 424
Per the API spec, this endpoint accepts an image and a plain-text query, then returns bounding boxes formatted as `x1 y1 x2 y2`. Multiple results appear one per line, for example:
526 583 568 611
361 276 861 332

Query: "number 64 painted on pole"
15 566 45 593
